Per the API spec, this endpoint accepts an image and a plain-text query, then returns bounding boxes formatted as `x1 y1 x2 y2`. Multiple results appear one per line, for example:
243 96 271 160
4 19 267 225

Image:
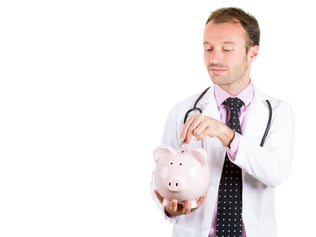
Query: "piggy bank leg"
178 200 198 209
190 200 197 209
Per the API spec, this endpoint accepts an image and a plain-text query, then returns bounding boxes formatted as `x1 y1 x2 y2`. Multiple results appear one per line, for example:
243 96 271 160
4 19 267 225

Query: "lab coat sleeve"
234 101 295 187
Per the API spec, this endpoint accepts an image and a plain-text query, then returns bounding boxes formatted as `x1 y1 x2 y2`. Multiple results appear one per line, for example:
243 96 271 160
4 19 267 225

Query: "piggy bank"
153 145 210 208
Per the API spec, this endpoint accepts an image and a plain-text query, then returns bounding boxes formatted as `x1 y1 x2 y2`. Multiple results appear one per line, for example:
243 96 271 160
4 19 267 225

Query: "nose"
205 49 222 65
167 179 182 192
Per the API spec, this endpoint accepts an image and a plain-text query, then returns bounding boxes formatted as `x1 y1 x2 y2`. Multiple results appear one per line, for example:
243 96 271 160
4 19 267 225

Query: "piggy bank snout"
166 178 184 192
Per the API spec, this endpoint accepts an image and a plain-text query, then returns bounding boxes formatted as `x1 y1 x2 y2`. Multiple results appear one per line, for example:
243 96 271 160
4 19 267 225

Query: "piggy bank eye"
179 163 182 166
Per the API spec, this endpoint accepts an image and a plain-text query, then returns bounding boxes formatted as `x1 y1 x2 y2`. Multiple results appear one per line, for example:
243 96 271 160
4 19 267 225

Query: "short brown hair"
206 7 260 48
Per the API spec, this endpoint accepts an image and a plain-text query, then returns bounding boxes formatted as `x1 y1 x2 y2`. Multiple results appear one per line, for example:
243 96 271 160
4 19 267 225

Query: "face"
203 21 258 94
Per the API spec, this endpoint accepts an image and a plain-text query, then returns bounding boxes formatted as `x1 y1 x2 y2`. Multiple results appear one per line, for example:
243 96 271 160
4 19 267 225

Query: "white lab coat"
155 85 295 237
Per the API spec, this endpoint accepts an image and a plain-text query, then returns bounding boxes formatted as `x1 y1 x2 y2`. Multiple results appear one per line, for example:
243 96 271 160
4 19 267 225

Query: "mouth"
209 67 226 74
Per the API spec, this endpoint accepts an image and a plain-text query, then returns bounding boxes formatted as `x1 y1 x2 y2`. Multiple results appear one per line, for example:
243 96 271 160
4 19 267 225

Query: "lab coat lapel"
243 87 270 145
200 86 220 120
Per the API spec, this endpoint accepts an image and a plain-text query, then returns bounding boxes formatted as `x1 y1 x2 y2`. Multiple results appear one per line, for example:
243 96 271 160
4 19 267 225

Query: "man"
152 7 295 237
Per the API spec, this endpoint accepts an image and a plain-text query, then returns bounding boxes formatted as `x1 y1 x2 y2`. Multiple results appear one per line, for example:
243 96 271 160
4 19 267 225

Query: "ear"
188 148 208 166
248 45 259 61
153 145 176 163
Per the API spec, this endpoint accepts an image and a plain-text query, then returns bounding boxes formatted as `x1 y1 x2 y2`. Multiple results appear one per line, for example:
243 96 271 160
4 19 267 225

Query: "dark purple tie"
216 97 244 237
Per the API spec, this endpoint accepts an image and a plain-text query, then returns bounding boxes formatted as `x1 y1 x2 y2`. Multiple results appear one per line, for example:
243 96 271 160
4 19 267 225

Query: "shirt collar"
214 82 254 108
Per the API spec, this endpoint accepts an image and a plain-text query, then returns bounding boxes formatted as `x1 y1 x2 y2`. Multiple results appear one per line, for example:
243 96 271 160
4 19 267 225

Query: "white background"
0 0 314 236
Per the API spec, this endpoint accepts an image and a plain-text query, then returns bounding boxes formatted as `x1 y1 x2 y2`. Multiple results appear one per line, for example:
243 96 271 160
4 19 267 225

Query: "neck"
220 80 250 96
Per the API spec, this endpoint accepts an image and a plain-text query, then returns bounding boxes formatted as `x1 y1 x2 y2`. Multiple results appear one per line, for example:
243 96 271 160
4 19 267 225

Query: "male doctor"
153 7 295 237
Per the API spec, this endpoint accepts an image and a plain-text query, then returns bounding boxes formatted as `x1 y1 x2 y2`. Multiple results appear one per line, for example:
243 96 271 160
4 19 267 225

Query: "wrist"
219 125 235 147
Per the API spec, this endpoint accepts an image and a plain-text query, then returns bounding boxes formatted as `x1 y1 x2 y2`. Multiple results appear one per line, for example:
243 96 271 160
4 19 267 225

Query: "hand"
179 114 234 147
154 190 207 217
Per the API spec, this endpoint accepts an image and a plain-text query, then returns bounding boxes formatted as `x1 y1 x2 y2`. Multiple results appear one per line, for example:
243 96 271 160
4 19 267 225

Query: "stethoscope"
183 87 272 147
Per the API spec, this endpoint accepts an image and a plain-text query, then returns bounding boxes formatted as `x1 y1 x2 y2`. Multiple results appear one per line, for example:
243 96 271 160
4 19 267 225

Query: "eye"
223 47 233 52
170 162 173 165
203 45 212 52
179 163 182 166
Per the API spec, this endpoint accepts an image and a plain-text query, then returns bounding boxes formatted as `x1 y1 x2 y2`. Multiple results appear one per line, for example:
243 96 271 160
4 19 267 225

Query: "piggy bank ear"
153 145 175 163
189 148 208 166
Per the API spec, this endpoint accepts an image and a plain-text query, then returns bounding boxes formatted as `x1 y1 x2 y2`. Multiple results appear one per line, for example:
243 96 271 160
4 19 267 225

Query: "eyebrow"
203 41 236 45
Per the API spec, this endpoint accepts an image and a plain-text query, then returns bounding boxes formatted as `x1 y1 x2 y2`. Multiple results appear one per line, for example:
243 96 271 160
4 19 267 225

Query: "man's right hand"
154 190 207 217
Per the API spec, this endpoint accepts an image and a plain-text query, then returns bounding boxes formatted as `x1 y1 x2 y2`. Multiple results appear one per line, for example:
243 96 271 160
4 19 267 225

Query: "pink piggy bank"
153 145 210 208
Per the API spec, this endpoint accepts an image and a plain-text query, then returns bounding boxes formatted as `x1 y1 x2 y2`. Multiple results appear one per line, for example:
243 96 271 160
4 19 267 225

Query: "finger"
180 114 199 143
193 119 209 139
189 115 207 140
196 193 207 207
179 116 194 143
154 190 164 204
166 199 178 213
196 125 214 141
182 200 192 214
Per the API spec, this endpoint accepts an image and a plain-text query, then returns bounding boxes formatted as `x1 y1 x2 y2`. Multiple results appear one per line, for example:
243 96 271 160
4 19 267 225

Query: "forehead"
203 22 248 46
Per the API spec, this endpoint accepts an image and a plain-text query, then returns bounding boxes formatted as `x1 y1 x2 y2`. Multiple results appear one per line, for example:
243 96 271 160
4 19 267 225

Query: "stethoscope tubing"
183 87 272 147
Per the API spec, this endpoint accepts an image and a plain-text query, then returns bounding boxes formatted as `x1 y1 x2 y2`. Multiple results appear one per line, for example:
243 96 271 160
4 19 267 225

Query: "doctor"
153 7 295 237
